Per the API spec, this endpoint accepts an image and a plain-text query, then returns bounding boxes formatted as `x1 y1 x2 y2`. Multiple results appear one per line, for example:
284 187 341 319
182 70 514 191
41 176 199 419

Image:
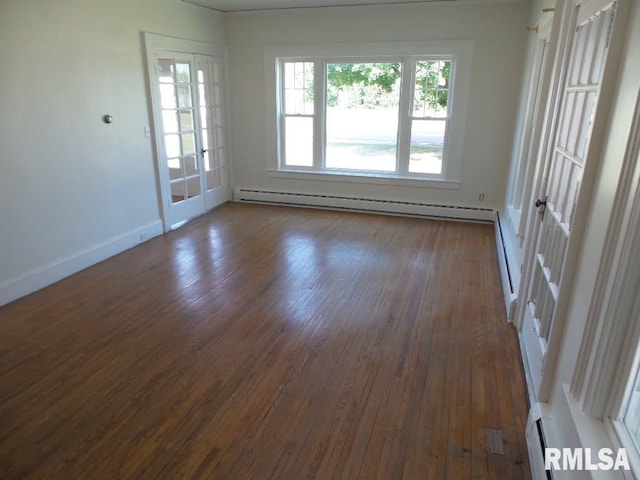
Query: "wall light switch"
144 126 151 138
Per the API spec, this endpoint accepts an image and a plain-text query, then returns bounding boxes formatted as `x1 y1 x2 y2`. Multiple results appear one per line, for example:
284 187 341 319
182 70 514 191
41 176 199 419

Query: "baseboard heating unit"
234 188 495 222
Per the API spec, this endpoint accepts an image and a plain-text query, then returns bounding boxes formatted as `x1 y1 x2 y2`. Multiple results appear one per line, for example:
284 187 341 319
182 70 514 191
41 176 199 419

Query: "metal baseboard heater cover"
234 188 495 222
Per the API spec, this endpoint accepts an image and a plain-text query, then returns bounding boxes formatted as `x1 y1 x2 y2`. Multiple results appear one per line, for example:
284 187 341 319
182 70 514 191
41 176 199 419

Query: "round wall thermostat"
103 114 113 124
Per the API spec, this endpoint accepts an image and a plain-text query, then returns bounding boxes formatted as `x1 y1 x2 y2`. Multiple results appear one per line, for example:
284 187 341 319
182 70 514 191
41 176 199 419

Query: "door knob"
535 198 547 208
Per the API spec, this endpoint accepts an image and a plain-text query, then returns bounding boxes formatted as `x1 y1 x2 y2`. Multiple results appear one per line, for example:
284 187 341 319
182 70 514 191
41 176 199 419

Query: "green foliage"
327 63 400 92
414 60 450 112
326 63 400 108
324 60 450 112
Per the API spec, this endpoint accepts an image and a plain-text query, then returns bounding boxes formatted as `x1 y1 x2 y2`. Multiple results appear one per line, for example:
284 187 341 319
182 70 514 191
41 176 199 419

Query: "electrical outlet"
139 231 149 241
479 193 485 201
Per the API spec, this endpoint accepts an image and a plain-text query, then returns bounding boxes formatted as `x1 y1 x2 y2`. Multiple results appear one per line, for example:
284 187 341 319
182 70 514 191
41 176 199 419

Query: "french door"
520 0 617 398
146 35 231 229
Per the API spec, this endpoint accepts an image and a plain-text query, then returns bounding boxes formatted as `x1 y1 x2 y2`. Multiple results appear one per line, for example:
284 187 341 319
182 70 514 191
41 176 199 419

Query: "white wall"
0 0 225 305
225 2 529 211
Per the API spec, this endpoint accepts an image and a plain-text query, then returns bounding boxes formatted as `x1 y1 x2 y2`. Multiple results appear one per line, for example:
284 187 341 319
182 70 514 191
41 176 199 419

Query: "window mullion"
397 58 415 175
278 60 286 169
314 59 325 170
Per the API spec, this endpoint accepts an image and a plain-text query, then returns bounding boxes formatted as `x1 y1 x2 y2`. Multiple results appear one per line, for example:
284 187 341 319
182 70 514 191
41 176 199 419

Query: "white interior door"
156 53 205 228
146 34 231 230
195 55 230 211
520 0 617 398
507 17 553 240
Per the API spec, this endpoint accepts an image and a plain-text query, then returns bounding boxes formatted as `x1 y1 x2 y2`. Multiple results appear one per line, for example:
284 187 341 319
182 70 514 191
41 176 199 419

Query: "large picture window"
266 42 473 186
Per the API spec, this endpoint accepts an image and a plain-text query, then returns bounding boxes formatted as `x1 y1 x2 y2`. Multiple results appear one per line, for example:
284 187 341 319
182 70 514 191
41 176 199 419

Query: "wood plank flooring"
0 203 530 479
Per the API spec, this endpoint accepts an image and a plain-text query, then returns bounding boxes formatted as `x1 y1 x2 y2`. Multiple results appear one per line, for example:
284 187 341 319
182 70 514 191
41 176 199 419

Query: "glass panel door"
156 53 205 227
196 55 229 211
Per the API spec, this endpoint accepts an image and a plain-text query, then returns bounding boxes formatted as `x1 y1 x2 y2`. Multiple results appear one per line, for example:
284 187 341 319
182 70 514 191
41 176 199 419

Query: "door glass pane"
179 110 194 131
215 126 225 148
285 116 313 167
168 158 183 179
325 62 400 172
158 60 175 82
199 84 209 107
409 120 445 174
165 134 180 158
201 129 209 150
184 155 198 176
181 133 196 155
175 62 191 83
186 176 201 198
200 107 208 128
162 110 179 133
177 86 192 108
171 180 185 203
160 84 177 109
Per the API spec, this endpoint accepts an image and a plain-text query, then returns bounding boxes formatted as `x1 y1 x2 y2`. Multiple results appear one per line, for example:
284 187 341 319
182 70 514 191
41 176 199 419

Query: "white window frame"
264 41 473 189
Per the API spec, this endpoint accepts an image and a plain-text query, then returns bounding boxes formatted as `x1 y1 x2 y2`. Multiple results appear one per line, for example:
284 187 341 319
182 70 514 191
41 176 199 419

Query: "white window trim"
264 41 473 188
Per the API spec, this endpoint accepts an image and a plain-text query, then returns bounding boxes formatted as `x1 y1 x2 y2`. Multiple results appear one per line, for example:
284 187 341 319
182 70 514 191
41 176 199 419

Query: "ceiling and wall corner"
181 0 528 13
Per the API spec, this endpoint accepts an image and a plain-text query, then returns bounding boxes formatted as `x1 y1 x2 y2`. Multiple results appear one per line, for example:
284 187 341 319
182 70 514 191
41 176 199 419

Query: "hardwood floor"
0 203 530 479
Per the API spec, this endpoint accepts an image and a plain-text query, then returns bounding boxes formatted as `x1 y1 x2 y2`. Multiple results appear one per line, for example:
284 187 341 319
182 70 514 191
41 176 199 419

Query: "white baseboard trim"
0 220 163 307
234 187 495 222
495 212 518 321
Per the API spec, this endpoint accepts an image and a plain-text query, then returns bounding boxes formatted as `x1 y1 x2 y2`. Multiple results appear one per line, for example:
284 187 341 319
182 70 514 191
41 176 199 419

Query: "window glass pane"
285 116 313 167
409 120 445 174
325 62 400 172
413 60 450 118
284 62 314 115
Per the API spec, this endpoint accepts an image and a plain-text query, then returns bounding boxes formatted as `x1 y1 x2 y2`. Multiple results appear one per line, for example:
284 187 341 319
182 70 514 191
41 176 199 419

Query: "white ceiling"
182 0 469 13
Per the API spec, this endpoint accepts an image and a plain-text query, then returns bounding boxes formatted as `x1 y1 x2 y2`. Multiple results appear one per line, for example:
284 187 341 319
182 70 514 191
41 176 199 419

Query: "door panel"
522 1 616 398
156 54 205 227
196 55 229 211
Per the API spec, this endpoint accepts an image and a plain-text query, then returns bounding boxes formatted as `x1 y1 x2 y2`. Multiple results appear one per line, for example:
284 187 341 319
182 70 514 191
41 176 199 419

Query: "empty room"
1 0 639 479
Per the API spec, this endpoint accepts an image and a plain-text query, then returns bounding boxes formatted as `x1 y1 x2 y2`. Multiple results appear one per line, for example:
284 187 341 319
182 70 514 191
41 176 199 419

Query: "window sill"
267 169 461 190
563 385 633 479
